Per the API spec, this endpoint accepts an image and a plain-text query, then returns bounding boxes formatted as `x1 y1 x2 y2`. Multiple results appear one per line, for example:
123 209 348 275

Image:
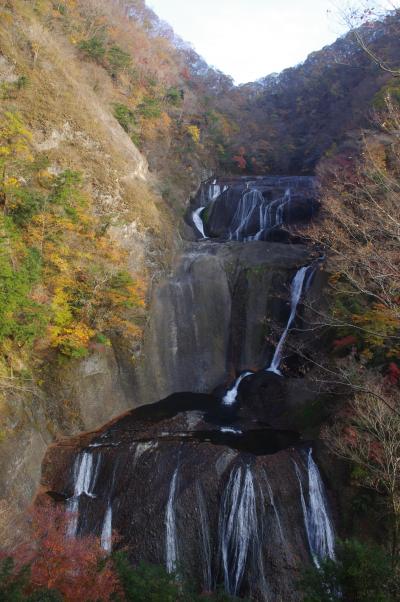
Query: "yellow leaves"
0 10 13 25
0 147 10 157
186 125 201 144
51 322 96 359
4 177 19 189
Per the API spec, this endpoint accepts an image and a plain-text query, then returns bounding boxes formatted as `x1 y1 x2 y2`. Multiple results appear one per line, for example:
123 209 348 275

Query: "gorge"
40 177 337 600
1 2 399 600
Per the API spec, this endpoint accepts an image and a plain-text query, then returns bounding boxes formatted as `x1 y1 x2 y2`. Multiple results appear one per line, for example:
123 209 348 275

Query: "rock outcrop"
40 387 336 601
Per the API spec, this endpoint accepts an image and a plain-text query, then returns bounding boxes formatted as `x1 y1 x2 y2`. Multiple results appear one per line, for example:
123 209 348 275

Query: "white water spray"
294 450 335 566
219 466 260 596
209 180 221 201
101 505 113 553
165 467 179 573
268 266 309 375
66 452 99 538
193 207 208 239
222 372 253 406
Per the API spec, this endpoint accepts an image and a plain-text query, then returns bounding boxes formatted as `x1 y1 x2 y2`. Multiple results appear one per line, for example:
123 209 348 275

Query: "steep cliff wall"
0 0 180 545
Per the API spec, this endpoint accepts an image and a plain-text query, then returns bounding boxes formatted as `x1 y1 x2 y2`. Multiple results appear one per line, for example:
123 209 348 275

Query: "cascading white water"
193 207 208 239
221 426 243 435
66 452 99 537
229 190 263 241
275 188 291 225
165 467 179 573
219 465 260 596
222 371 253 405
228 187 294 242
294 450 335 567
209 180 221 201
101 505 113 553
268 265 309 375
196 482 213 592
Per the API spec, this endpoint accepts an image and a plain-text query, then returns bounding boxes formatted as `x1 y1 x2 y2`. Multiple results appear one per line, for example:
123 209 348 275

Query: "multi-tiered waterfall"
40 176 335 601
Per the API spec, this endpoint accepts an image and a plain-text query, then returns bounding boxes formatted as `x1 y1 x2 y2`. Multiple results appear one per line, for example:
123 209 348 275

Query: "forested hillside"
0 1 399 601
221 11 400 173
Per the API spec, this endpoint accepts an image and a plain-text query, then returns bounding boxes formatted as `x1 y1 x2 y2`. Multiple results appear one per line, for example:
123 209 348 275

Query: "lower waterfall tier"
41 387 336 601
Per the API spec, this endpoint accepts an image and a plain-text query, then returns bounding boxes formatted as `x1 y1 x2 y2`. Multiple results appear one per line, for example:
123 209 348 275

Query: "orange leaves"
233 147 247 170
13 503 120 602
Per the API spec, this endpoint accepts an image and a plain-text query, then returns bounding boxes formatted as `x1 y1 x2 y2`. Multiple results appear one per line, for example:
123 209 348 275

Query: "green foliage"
113 554 180 602
0 556 30 601
78 36 106 62
9 189 46 226
113 103 136 133
300 539 398 602
138 97 162 119
16 75 29 90
0 226 45 346
107 45 132 75
165 87 183 106
112 552 241 602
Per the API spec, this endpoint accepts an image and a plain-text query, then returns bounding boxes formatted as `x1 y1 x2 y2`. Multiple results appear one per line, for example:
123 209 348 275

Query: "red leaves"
387 362 400 385
233 146 247 170
333 335 357 350
12 503 120 602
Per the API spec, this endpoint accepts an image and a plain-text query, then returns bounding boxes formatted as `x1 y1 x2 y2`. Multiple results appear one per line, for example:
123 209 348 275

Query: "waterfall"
219 466 260 596
165 467 179 573
228 187 294 242
268 265 309 375
196 482 213 592
294 450 335 567
66 452 99 538
275 188 291 225
222 371 253 405
229 190 263 241
209 180 221 201
101 505 113 553
193 207 208 239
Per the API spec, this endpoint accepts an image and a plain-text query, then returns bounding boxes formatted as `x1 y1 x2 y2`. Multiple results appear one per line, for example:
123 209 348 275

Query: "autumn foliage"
1 503 119 601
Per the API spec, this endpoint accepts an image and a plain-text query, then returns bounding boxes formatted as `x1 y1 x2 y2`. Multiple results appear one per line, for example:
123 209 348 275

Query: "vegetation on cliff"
0 504 240 602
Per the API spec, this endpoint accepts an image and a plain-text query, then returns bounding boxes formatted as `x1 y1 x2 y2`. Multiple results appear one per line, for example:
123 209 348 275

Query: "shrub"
113 103 136 133
299 539 398 602
138 97 162 119
166 87 183 106
107 45 132 75
78 36 106 62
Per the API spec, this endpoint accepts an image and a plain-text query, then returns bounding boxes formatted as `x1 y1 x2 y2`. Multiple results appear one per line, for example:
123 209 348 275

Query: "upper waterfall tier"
191 176 319 242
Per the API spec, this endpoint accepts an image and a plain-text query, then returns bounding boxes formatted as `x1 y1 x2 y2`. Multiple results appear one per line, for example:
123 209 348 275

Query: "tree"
13 504 119 602
301 96 399 392
300 539 398 602
342 2 400 77
0 111 32 212
322 378 400 561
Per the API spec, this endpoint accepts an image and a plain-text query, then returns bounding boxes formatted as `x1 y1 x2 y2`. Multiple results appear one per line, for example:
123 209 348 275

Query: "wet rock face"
191 176 319 241
134 241 312 404
41 390 334 601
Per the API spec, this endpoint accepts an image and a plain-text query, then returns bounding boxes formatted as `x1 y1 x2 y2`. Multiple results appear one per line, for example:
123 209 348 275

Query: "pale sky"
148 0 395 83
148 0 345 83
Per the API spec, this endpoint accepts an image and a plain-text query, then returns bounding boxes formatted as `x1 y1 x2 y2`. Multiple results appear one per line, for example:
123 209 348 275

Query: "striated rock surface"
133 241 314 403
41 388 336 601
